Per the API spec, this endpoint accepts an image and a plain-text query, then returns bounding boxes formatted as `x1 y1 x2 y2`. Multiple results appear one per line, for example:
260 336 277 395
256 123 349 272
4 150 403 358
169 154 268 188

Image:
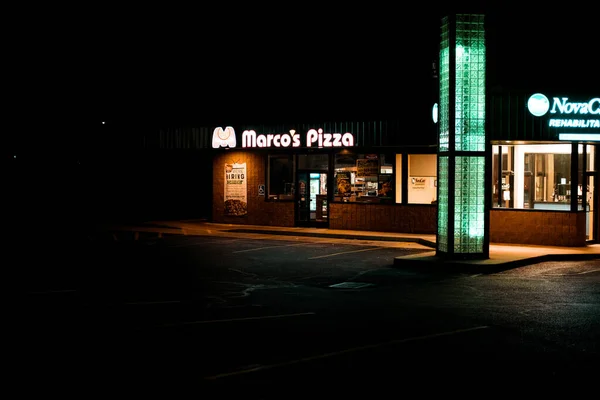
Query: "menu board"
356 159 378 177
224 163 247 216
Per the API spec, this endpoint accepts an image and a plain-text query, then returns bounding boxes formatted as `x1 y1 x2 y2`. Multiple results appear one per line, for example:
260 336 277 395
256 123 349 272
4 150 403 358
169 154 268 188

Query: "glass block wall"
437 14 487 258
454 14 486 152
439 18 450 152
454 156 485 252
437 156 449 252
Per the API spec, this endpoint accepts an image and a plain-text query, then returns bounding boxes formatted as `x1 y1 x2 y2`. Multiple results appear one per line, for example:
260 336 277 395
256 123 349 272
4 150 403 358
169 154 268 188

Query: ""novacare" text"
550 97 600 115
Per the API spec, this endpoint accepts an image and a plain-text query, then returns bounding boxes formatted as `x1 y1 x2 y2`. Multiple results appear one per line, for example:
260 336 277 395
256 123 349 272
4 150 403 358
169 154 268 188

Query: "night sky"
5 2 597 229
8 2 598 146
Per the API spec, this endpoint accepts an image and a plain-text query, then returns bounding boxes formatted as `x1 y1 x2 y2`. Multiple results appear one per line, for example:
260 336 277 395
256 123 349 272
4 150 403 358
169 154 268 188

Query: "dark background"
7 2 597 134
5 2 597 227
92 6 596 127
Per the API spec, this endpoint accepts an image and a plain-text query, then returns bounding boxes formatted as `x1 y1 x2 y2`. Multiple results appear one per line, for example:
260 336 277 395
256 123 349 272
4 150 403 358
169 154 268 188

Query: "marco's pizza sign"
212 126 355 149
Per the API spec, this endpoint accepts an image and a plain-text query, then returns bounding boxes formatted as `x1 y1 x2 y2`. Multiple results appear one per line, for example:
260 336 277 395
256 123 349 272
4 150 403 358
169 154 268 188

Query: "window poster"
409 176 437 203
377 174 393 198
410 177 428 190
224 163 248 216
336 171 352 197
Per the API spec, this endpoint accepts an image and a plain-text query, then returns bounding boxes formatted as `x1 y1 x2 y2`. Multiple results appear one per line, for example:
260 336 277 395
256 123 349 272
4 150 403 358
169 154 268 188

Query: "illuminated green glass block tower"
437 14 489 259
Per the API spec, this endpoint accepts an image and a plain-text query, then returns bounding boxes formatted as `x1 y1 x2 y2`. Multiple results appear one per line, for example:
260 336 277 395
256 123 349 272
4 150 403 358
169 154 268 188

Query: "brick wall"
490 209 586 246
212 152 587 246
329 203 437 233
212 151 294 227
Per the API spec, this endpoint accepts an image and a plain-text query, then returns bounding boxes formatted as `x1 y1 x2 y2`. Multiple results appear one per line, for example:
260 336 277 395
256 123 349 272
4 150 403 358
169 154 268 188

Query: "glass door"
583 144 597 243
296 171 328 227
585 173 596 241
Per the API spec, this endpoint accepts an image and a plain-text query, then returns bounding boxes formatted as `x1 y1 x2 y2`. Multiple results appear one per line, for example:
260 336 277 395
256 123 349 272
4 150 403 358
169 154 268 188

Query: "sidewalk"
105 219 600 274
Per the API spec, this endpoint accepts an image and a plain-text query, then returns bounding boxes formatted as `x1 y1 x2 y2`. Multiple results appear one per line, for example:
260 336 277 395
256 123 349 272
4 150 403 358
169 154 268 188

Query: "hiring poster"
224 163 247 216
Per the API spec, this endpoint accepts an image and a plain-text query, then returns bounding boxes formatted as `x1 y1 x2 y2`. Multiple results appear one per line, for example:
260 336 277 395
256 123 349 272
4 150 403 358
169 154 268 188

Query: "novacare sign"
527 93 600 128
212 126 355 149
550 97 600 115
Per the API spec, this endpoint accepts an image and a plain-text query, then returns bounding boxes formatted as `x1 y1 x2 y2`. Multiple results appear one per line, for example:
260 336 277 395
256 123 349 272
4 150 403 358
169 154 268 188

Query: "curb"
225 228 437 248
394 253 600 274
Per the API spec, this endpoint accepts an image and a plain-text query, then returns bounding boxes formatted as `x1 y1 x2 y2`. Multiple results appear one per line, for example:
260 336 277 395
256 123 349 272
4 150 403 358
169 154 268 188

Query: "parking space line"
576 269 600 275
159 311 316 327
232 242 312 253
27 289 77 294
542 268 600 276
169 238 244 247
204 325 489 380
308 247 381 259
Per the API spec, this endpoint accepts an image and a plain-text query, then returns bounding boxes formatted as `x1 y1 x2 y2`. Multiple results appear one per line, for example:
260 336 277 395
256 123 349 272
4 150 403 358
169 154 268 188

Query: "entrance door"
584 172 596 242
296 171 328 227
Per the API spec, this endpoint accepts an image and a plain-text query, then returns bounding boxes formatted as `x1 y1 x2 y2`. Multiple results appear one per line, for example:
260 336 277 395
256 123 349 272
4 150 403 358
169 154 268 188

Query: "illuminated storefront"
205 13 598 248
205 90 598 247
489 91 598 245
210 122 438 232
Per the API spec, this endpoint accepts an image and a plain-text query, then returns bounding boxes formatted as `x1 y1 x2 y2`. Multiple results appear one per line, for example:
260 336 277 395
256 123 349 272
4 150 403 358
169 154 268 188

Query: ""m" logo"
212 126 236 148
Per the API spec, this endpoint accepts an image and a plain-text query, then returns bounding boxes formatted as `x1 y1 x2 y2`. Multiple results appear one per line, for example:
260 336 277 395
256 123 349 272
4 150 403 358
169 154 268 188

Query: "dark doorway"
296 171 328 227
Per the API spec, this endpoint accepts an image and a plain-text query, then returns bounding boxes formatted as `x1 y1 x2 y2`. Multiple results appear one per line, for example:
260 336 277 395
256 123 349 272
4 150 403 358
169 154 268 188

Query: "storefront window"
492 143 574 210
407 154 438 204
268 155 294 200
578 144 585 211
583 144 597 240
334 152 394 204
585 144 596 172
395 154 403 203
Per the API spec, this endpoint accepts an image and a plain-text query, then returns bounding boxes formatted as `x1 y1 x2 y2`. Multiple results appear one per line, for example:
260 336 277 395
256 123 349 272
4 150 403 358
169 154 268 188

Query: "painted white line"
576 269 600 275
543 268 600 276
308 247 381 259
28 289 77 294
159 311 316 328
205 325 489 380
169 239 244 247
329 282 375 289
123 300 181 305
233 242 312 253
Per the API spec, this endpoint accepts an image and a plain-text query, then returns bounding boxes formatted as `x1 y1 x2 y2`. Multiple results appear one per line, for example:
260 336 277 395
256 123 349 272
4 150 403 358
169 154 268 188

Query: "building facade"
134 13 598 249
207 104 598 247
488 90 598 246
205 13 598 248
211 121 438 234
